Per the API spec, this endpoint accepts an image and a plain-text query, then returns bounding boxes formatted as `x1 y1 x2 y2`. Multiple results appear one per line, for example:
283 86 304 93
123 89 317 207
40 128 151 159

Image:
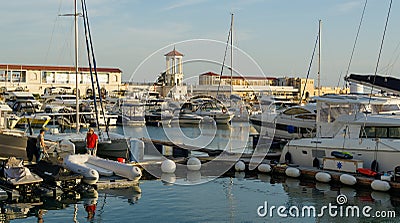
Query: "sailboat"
219 14 247 123
45 0 134 161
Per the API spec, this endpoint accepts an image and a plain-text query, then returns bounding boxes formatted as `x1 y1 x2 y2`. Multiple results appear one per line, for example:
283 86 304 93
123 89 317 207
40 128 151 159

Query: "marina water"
5 124 400 222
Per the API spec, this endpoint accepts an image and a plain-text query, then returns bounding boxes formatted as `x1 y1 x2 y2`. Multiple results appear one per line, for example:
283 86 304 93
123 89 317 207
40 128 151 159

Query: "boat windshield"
319 103 351 123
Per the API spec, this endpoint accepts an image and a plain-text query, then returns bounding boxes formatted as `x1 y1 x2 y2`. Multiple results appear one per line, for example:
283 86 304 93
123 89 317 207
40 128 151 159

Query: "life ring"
222 108 227 114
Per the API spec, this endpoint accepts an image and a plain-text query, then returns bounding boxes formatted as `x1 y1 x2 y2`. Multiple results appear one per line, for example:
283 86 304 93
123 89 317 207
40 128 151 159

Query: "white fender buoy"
371 180 391 192
161 159 176 173
235 161 245 172
315 172 331 183
340 174 357 186
187 157 201 171
285 167 301 178
258 164 272 173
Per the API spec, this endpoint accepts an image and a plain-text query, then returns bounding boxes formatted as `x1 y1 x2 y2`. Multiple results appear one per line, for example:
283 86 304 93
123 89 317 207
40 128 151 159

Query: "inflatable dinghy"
64 154 142 184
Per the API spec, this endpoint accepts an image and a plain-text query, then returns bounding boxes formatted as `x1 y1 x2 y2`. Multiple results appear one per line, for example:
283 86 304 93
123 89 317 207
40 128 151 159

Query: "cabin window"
361 126 400 139
389 127 400 138
362 127 374 138
375 127 388 138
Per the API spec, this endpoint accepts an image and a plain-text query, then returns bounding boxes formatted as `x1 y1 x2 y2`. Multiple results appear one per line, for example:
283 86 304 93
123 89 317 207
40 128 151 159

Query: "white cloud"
337 1 362 13
161 0 208 11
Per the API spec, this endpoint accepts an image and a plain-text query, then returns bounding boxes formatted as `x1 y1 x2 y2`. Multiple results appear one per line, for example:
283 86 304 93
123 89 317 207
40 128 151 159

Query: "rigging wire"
379 39 400 76
81 0 100 131
216 14 233 97
368 0 393 104
299 32 319 104
339 0 368 89
45 0 63 64
82 0 110 138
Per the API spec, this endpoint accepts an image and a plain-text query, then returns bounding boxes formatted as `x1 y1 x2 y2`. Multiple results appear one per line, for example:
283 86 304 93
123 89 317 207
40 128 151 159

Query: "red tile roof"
200 71 276 80
164 49 184 57
0 64 122 73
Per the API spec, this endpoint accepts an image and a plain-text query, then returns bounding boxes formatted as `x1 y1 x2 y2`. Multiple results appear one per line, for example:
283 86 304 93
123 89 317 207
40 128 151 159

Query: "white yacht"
249 95 297 136
112 98 146 126
280 94 400 172
182 96 234 124
250 103 316 140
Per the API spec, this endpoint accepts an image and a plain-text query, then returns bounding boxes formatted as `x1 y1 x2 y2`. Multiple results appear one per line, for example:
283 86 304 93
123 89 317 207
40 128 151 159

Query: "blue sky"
1 0 400 87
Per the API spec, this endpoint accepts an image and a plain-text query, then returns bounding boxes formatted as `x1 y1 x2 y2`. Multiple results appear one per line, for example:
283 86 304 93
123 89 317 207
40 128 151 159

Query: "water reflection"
0 185 142 222
100 185 142 205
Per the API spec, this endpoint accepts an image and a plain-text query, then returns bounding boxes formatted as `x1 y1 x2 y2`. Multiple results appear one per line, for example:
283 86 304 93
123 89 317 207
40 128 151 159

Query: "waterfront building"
0 64 122 97
314 86 349 96
194 72 297 101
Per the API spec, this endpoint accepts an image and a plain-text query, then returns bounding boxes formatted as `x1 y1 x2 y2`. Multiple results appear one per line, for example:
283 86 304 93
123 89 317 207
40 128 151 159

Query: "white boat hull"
281 137 400 172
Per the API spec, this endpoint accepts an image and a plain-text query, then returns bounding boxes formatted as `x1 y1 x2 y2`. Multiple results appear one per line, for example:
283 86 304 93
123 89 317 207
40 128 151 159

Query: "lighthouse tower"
161 48 187 99
164 47 184 86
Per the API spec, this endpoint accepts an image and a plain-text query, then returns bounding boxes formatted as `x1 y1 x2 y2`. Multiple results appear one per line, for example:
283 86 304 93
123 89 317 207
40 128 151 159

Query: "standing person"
36 129 47 162
86 128 98 156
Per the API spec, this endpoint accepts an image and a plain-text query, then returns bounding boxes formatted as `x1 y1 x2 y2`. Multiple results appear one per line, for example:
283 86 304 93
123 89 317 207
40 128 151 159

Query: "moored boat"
280 94 400 172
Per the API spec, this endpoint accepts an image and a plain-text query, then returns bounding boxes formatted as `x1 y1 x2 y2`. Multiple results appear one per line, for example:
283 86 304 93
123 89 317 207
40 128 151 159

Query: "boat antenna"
340 0 368 89
216 13 233 99
299 31 319 104
368 0 392 105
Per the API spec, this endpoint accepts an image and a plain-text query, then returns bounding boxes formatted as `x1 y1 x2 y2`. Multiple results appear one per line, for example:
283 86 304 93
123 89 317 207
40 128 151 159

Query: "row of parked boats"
250 92 400 176
0 87 243 129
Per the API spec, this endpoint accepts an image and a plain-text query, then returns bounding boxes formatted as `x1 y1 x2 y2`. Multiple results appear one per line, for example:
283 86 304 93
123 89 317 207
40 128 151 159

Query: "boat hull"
0 132 28 159
281 138 400 172
72 137 130 160
45 132 132 161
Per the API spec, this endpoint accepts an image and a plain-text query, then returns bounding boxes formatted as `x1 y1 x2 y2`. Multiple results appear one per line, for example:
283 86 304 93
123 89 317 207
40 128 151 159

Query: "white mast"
230 13 234 104
317 19 322 96
75 0 80 133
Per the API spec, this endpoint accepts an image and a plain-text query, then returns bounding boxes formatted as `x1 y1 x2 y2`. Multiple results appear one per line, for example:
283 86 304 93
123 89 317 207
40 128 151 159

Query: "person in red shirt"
86 128 98 156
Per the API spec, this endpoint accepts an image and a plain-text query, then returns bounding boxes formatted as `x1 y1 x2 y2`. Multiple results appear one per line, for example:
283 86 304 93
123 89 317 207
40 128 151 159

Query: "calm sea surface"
4 124 400 222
